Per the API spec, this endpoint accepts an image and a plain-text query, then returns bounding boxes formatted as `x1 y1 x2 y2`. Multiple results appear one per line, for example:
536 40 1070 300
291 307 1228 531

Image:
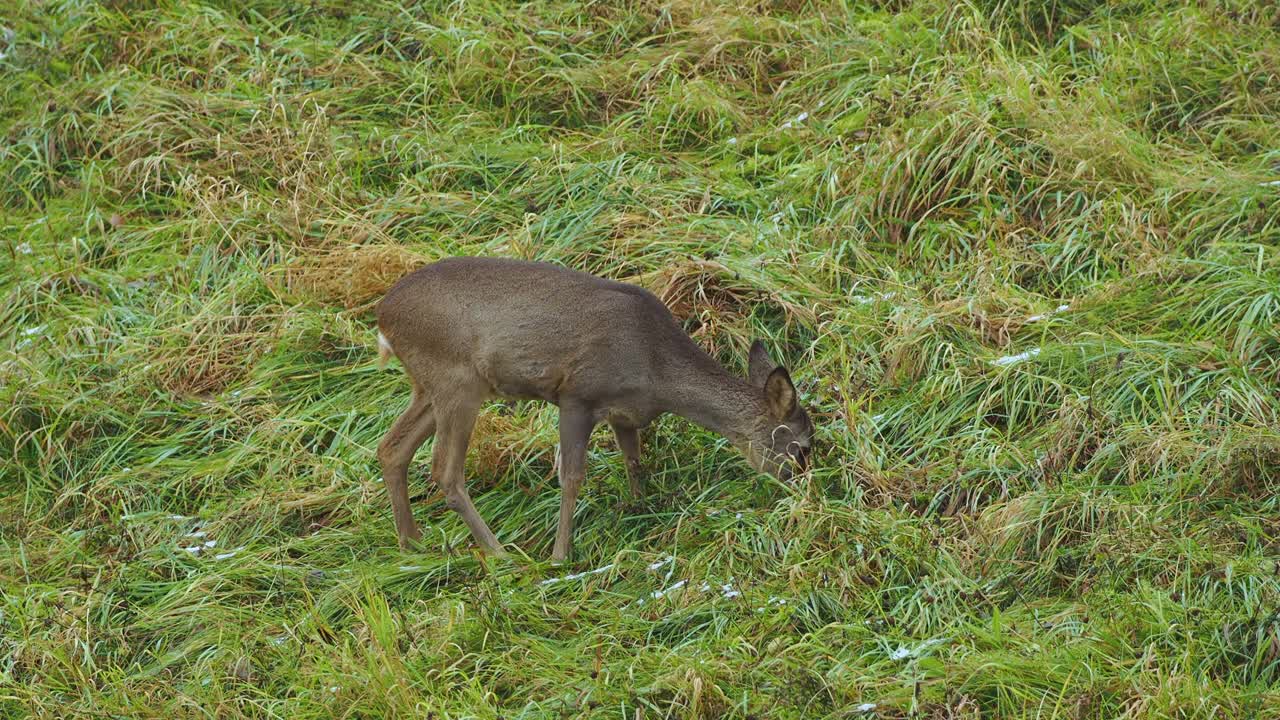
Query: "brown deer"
374 256 813 561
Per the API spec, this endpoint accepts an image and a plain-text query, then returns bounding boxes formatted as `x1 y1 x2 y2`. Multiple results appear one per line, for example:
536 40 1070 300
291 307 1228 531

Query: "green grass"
3 0 1279 717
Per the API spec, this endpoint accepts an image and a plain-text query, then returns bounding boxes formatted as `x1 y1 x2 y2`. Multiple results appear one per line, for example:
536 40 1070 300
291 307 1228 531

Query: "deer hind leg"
430 388 504 555
609 422 645 499
378 384 436 549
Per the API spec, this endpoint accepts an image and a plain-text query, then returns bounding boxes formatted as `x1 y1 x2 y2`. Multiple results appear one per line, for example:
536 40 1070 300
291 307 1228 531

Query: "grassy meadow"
3 0 1280 716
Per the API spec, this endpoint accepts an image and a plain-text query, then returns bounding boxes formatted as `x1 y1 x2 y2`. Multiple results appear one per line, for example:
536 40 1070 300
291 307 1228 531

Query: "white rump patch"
376 330 396 367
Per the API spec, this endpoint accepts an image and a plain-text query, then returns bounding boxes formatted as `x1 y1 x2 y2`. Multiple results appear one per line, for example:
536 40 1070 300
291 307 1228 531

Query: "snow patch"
889 637 947 661
215 546 245 560
851 291 896 305
651 579 686 599
647 556 673 572
539 563 615 586
182 540 217 554
1027 304 1070 322
636 579 688 605
720 580 741 599
991 348 1041 366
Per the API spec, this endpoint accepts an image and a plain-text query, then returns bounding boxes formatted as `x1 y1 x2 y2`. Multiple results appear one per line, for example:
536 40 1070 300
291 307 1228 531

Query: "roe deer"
374 256 813 561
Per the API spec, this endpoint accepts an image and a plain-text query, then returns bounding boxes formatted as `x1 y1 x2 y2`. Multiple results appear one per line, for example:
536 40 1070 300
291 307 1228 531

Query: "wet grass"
3 0 1279 717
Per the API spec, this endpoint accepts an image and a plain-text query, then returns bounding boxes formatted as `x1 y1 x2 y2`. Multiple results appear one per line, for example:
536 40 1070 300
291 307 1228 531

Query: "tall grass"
3 0 1279 717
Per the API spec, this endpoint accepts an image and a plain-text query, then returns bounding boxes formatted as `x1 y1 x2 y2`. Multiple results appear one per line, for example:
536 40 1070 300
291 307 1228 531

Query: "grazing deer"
374 256 813 561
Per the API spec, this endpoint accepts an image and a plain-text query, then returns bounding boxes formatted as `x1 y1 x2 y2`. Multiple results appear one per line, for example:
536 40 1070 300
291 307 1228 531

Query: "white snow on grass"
1027 304 1070 322
214 546 245 560
182 540 217 554
720 580 741 599
991 348 1041 366
539 563 615 586
889 637 948 662
646 556 673 571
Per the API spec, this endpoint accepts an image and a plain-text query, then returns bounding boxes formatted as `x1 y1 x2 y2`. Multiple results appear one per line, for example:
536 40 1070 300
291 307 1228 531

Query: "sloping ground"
2 0 1278 717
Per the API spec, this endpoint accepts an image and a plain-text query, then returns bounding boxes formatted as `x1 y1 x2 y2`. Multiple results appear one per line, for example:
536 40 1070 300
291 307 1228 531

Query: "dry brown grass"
277 243 428 309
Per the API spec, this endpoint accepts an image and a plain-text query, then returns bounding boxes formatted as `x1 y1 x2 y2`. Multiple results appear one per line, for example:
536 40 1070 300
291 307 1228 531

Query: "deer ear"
764 366 798 420
748 340 777 388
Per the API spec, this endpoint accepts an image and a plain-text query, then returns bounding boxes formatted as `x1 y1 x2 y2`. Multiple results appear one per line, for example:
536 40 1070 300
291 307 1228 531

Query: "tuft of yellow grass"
279 244 427 309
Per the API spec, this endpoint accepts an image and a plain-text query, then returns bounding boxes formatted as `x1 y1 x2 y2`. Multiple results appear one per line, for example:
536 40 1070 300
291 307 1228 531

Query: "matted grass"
3 0 1279 717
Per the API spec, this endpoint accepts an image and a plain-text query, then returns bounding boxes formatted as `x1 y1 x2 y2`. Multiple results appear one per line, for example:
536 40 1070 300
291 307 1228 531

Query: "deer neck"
656 347 762 442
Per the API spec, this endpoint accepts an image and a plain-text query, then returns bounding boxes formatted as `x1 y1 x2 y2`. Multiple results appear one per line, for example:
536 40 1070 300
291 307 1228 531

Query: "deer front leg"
609 422 645 499
552 407 595 563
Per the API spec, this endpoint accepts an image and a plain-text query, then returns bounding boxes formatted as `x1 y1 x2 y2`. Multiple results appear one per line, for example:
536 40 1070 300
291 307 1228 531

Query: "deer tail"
377 330 395 368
